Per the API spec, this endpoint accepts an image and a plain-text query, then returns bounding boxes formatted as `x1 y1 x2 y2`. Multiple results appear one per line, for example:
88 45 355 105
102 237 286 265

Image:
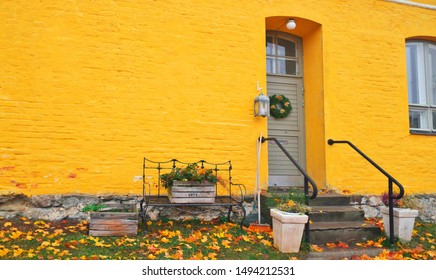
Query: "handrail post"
388 178 395 245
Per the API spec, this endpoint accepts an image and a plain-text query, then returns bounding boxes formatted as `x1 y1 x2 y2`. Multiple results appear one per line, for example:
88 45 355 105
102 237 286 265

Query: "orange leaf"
337 241 349 248
326 242 336 248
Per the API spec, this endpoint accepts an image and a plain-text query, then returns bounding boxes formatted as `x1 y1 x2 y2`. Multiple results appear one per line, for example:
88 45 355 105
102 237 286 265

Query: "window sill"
410 130 436 136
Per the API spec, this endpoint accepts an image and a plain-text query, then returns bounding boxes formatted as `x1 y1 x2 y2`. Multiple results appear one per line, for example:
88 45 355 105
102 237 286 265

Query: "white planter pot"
270 208 308 253
380 206 419 242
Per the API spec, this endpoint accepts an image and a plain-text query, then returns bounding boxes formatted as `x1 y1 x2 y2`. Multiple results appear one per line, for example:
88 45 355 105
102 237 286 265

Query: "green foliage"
81 204 105 212
269 94 292 118
160 163 218 189
267 188 311 213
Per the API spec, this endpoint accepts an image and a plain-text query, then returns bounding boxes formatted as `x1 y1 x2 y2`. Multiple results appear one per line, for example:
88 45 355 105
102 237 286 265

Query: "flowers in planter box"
380 192 422 210
276 199 311 214
271 189 311 214
160 163 224 190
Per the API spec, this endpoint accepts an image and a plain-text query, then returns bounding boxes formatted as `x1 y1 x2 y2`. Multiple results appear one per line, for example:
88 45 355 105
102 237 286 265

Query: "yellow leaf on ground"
207 252 217 260
0 248 10 257
27 249 35 258
160 237 170 243
260 239 272 247
147 254 156 260
40 241 51 248
242 235 251 242
13 248 24 257
10 231 23 239
3 222 12 227
221 240 231 248
311 245 323 252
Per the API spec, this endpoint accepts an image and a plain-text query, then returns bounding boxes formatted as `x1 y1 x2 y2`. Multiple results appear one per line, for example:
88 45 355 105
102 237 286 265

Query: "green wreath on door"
269 95 292 118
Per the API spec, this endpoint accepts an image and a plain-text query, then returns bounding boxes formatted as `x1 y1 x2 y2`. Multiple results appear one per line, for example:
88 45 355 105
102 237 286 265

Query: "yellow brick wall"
0 0 435 197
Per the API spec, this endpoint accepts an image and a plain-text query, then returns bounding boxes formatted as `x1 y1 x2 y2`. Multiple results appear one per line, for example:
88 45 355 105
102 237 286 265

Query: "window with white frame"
406 41 436 133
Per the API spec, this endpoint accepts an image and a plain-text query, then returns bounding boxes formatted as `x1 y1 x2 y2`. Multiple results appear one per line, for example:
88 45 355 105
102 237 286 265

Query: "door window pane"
266 57 275 74
409 110 428 129
266 36 275 55
277 38 296 57
266 33 300 76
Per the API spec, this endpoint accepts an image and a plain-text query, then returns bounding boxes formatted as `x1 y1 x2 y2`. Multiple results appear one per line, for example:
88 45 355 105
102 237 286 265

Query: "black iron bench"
139 158 247 230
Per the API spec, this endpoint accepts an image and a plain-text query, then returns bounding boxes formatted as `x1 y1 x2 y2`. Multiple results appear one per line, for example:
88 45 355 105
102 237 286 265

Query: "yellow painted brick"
0 0 435 197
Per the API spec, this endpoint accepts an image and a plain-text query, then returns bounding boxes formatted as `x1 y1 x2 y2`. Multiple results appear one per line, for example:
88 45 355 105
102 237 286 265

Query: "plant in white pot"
379 192 421 242
270 194 311 253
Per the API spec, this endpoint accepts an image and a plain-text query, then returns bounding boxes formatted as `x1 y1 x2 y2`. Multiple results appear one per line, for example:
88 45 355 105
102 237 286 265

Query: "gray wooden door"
267 75 305 186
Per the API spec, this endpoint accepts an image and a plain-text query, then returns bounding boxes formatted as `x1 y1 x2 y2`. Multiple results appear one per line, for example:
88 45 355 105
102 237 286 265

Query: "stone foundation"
0 193 254 222
351 194 436 223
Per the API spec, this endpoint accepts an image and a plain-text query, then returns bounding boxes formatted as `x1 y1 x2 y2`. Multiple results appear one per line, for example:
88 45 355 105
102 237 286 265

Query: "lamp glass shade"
286 19 296 30
254 93 270 117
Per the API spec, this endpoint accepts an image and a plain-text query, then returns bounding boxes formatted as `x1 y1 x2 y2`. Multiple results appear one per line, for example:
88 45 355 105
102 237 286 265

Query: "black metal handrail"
260 136 318 243
327 139 405 244
261 137 318 200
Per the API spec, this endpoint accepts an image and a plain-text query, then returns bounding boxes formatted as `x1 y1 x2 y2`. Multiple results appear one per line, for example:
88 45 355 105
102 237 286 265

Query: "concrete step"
308 194 351 206
309 221 381 244
310 206 364 222
305 246 384 260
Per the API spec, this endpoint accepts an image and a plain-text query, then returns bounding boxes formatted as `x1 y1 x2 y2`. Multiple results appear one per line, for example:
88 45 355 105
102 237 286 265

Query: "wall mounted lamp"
286 18 296 30
254 81 270 117
254 93 270 117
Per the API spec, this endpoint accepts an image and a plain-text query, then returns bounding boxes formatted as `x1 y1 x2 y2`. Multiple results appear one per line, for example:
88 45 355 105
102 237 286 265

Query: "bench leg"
227 205 246 229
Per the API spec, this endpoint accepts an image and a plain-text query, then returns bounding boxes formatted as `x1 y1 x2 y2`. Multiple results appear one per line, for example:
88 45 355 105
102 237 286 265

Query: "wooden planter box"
89 204 138 237
168 181 216 203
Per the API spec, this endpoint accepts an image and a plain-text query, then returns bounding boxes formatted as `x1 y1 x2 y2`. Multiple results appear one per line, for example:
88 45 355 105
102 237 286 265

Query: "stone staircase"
308 193 381 244
260 190 381 244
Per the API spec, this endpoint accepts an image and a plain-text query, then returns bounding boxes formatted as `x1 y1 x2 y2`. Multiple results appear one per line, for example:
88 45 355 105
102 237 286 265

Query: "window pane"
285 60 297 75
409 109 428 129
430 45 436 106
277 58 286 74
406 43 426 105
277 38 296 57
266 57 275 74
266 36 275 56
276 59 297 75
433 111 436 130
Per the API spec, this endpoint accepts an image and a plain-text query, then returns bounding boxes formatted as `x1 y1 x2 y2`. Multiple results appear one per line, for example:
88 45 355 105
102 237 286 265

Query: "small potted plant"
379 192 421 242
270 192 311 253
160 164 223 203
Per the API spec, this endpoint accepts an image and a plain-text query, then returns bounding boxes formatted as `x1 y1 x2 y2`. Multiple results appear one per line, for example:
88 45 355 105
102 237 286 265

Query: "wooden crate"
168 181 216 203
89 203 138 236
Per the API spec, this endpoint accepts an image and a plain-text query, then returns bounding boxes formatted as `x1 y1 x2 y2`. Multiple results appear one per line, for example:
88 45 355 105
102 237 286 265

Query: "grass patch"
0 216 434 260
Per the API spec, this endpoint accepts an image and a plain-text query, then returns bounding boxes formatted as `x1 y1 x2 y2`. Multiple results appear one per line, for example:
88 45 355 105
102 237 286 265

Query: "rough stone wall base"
350 194 436 223
0 194 254 222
